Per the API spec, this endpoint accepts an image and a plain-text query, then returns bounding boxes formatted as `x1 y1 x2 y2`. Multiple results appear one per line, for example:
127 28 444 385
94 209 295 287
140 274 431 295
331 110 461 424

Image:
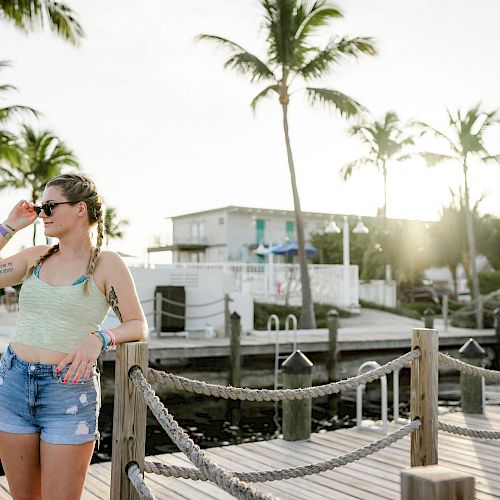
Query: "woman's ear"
78 201 88 217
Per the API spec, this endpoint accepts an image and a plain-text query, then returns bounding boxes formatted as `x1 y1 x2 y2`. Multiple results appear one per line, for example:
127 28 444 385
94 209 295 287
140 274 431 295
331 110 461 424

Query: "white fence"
359 280 397 308
162 263 360 308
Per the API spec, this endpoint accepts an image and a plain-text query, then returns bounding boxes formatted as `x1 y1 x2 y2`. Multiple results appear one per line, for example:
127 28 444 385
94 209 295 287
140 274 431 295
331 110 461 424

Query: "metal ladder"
267 314 298 436
356 361 405 434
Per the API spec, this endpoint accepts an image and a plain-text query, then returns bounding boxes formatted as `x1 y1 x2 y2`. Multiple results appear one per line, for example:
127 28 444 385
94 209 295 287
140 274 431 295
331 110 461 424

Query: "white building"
147 205 350 264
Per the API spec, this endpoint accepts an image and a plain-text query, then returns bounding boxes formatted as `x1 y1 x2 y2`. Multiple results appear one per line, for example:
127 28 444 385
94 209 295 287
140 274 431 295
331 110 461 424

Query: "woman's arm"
102 251 148 344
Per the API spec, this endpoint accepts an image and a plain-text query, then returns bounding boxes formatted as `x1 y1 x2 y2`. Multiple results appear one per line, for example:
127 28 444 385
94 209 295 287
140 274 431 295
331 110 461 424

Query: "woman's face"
39 185 86 238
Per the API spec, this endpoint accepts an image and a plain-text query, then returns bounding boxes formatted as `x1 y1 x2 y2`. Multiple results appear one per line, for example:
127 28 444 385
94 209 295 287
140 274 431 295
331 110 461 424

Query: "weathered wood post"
494 308 500 342
442 294 449 332
327 309 339 382
423 308 434 329
459 338 486 414
401 465 474 499
229 311 241 387
155 292 162 336
224 293 231 338
411 328 438 467
282 350 313 441
111 342 149 500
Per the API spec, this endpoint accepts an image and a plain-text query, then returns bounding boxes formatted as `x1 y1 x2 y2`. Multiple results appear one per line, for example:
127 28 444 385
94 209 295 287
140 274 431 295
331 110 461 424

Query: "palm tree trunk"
280 100 316 329
463 160 483 329
382 161 387 220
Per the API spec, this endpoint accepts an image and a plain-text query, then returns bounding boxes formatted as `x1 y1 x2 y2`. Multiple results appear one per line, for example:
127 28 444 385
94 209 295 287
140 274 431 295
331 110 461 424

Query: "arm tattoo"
0 262 13 274
108 286 123 323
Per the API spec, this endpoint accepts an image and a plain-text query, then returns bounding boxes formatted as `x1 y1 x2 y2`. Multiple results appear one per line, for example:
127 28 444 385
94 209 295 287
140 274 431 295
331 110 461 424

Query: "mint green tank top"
12 263 110 353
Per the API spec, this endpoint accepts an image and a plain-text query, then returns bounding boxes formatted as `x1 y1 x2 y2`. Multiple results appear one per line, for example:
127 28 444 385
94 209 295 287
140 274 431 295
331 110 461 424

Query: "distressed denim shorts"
0 344 101 447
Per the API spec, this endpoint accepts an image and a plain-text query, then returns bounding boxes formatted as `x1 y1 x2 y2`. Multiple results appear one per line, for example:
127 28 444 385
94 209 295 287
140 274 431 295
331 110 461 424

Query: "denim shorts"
0 344 101 447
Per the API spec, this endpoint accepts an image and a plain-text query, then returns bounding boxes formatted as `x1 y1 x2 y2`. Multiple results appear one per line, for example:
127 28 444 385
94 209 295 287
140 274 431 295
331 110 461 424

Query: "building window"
191 221 205 242
219 217 224 225
286 220 295 241
256 218 265 243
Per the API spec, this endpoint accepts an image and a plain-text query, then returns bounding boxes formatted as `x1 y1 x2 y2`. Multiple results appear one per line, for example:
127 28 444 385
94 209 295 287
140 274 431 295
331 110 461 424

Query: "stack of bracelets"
91 328 116 352
0 223 16 240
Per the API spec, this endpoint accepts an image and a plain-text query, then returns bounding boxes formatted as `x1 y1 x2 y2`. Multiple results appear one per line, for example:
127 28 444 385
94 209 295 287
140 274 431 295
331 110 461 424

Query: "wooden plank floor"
0 407 499 499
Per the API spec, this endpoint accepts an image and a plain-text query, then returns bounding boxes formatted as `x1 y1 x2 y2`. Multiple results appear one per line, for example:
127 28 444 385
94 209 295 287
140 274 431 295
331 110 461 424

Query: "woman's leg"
0 432 41 499
40 440 95 500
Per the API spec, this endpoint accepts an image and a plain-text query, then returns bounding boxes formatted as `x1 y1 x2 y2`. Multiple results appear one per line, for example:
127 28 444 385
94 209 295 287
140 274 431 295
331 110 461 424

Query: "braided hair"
26 173 105 295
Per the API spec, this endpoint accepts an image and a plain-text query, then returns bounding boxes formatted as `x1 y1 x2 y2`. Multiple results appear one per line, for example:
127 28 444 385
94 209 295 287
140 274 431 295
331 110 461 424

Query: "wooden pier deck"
1 407 498 499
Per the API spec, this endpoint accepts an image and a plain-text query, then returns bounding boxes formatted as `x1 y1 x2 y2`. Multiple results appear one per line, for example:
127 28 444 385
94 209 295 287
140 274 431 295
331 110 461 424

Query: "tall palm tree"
199 0 375 327
0 0 84 44
0 124 79 244
340 111 414 219
104 206 129 248
415 105 500 329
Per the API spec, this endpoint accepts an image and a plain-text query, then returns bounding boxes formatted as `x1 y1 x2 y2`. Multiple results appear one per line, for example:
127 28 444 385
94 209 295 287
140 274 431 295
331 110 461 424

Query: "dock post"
282 350 313 441
410 328 438 467
423 309 434 329
224 294 231 338
229 312 241 387
442 294 449 332
111 342 149 500
327 309 339 382
401 465 474 499
459 338 486 414
494 308 500 342
155 292 162 336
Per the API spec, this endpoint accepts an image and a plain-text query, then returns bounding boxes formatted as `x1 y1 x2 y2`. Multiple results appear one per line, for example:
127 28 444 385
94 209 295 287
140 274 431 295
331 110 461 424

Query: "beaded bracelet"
0 224 13 240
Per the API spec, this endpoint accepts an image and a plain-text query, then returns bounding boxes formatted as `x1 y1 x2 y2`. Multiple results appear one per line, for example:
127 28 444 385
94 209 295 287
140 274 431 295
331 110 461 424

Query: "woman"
0 173 148 499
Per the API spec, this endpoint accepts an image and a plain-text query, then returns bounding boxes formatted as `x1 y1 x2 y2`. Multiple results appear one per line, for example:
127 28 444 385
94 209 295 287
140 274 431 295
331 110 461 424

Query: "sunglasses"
34 201 82 217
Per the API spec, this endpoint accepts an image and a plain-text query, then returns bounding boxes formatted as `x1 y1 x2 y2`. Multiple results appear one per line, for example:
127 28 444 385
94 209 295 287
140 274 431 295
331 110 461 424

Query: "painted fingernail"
55 368 60 373
63 378 68 383
73 380 77 384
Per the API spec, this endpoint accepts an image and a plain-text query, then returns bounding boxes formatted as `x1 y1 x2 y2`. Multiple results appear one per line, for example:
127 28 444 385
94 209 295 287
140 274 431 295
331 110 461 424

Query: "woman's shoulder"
26 245 53 268
96 250 128 275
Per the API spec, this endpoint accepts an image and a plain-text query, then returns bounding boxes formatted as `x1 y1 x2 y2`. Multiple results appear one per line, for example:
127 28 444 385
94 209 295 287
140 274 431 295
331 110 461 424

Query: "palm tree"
0 124 79 244
340 111 414 219
104 206 129 248
199 0 375 327
415 105 500 329
0 0 84 44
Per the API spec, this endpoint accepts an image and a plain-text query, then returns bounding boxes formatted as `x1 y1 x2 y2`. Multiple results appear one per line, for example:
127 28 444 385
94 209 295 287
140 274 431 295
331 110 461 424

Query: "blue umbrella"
270 241 318 256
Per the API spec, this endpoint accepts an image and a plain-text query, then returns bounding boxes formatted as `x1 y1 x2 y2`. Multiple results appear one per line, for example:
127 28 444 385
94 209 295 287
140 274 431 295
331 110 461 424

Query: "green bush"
359 299 424 320
478 271 500 295
254 302 351 330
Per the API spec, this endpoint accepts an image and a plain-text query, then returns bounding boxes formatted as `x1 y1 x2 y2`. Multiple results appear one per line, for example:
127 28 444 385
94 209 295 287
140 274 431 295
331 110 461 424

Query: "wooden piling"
410 328 438 467
111 342 149 500
459 338 486 414
282 350 313 441
423 309 434 329
155 292 162 336
327 309 339 382
401 465 474 499
229 312 241 387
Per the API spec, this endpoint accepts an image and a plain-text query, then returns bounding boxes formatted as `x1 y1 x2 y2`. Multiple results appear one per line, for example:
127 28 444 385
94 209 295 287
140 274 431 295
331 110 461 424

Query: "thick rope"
161 310 225 320
129 368 274 500
438 421 500 439
146 349 421 401
127 463 156 500
438 353 500 382
143 420 421 482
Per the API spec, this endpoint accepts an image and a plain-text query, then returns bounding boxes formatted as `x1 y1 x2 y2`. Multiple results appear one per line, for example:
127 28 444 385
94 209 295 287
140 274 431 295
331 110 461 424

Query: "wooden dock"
1 407 498 499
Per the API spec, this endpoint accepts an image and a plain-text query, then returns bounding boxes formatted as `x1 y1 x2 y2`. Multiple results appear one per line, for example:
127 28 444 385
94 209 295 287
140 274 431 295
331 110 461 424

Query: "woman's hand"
4 200 38 231
55 333 103 383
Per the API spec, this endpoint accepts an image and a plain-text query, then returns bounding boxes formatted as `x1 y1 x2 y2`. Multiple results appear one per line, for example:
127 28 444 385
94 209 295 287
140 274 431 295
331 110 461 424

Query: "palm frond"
294 2 343 43
306 87 366 118
339 157 372 180
197 34 275 82
45 1 85 45
418 152 457 167
250 84 279 112
0 104 39 124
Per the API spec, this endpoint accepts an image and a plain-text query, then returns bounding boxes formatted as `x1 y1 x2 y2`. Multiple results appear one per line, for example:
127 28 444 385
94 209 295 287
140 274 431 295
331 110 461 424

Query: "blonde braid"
84 203 105 295
25 244 60 281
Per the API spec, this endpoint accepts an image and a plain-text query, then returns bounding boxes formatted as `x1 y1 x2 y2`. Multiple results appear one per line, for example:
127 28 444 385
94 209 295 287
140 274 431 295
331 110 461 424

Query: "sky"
2 0 500 262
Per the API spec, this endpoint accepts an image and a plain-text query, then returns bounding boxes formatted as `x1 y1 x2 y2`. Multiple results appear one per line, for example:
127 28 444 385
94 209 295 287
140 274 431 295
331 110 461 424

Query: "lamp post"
326 216 368 309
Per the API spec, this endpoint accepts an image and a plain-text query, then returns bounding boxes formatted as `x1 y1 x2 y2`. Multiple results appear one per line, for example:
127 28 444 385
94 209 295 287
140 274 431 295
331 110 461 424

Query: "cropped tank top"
11 261 110 353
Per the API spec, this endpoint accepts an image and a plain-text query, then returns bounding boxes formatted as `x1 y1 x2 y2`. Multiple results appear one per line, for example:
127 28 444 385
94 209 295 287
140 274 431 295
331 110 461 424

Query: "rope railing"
143 420 421 482
127 463 156 500
161 296 226 308
438 353 500 382
159 309 225 320
146 349 420 401
129 367 274 500
438 421 500 439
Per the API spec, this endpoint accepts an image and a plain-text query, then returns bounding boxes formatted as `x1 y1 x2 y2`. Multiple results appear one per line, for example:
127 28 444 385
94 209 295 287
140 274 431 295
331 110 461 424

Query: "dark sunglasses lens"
42 204 52 216
34 206 41 216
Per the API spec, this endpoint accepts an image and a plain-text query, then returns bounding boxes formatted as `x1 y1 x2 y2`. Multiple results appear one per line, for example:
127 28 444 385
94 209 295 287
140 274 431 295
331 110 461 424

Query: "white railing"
359 279 397 308
161 263 359 307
